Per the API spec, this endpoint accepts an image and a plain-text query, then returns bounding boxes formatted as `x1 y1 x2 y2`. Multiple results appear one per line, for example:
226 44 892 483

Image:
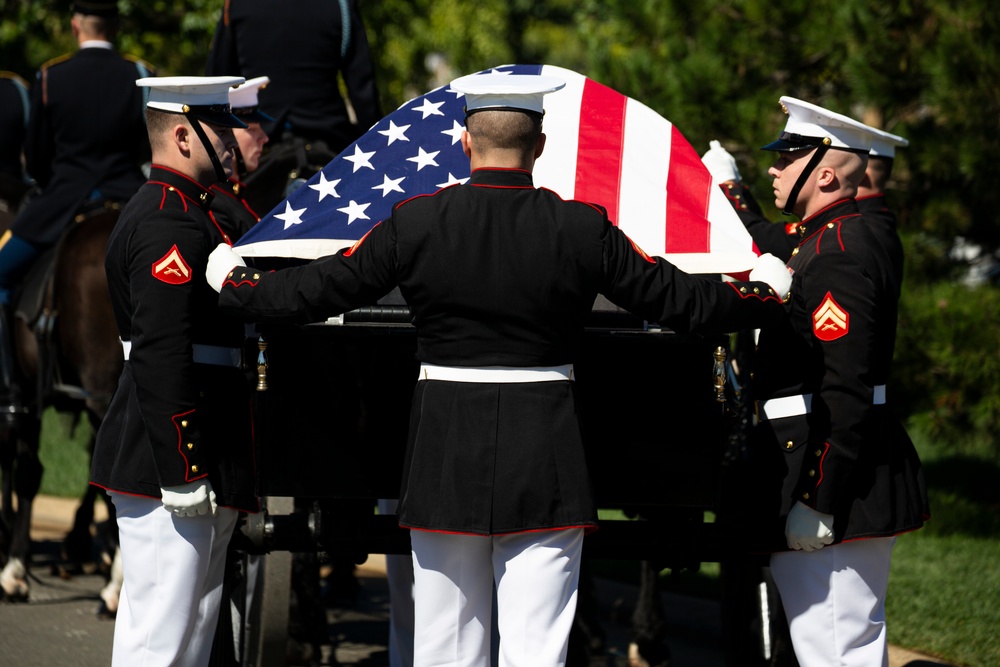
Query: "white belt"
121 340 242 368
759 385 886 420
418 364 574 383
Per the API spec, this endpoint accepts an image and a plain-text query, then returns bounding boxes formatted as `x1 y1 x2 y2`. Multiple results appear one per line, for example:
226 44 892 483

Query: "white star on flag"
373 175 406 197
407 147 440 171
275 201 307 230
308 172 341 201
344 144 376 172
378 120 411 145
337 199 371 224
412 97 445 119
441 120 465 145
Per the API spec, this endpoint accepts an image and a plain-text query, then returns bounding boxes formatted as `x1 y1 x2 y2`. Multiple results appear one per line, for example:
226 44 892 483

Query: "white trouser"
110 492 238 667
770 537 896 667
379 498 416 667
410 527 583 667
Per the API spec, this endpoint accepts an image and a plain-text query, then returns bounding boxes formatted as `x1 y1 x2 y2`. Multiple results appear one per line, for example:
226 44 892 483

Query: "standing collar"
148 165 215 210
468 167 535 188
797 198 860 240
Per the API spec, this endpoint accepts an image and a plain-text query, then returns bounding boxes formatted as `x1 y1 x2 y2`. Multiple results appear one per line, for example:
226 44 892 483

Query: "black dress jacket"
747 199 928 549
92 166 258 513
206 0 381 151
16 46 150 245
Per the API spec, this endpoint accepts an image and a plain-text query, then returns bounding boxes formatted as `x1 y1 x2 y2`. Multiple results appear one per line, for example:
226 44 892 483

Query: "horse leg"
62 482 99 570
628 560 671 667
0 425 14 558
0 418 41 601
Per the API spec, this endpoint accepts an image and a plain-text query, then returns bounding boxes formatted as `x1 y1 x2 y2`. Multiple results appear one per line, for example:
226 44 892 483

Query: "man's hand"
785 501 835 552
161 479 217 517
206 243 245 293
701 139 742 185
749 253 792 298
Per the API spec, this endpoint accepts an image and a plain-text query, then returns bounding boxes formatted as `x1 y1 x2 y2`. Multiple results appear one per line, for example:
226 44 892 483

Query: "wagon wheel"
247 496 295 667
719 560 797 667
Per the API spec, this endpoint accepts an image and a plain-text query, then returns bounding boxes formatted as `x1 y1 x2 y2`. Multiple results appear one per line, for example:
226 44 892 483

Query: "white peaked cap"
762 96 874 153
229 75 270 109
137 75 247 127
868 127 909 158
450 72 566 115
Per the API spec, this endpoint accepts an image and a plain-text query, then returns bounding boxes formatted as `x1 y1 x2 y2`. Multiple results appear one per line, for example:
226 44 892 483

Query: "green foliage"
893 264 1000 458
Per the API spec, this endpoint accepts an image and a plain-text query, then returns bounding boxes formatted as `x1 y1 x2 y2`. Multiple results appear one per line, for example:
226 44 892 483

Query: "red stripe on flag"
574 79 626 225
664 125 712 253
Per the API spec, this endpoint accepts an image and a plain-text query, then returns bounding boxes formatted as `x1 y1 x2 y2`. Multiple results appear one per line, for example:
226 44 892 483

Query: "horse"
0 200 123 610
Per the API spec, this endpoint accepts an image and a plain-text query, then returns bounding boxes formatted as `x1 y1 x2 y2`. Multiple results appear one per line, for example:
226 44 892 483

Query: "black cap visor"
761 132 826 152
186 104 248 129
233 106 275 124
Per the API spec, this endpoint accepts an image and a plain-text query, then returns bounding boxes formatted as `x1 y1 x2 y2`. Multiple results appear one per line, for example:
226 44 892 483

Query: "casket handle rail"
256 335 268 392
713 346 727 403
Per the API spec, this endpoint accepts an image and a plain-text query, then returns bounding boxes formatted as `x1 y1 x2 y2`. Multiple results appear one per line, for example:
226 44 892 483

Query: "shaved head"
465 110 542 153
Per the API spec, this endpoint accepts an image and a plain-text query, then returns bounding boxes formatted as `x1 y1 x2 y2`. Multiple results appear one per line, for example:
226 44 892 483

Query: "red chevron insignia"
812 292 849 341
152 245 192 285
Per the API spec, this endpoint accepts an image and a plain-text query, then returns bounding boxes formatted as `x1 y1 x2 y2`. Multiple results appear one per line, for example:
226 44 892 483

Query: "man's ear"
535 133 546 160
461 130 472 159
173 121 192 156
815 165 836 188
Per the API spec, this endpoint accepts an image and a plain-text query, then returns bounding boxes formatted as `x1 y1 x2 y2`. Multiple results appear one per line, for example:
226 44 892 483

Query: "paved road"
0 496 952 667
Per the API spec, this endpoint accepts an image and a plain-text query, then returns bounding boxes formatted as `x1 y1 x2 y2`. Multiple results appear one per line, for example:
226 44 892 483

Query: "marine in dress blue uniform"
744 97 929 667
207 72 791 667
90 75 258 667
855 127 909 293
209 76 273 243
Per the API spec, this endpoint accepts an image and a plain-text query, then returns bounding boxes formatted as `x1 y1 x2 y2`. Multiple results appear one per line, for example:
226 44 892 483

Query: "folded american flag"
234 64 757 275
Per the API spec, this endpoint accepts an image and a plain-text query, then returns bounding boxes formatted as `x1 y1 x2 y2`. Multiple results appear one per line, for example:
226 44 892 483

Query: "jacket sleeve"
218 219 398 322
599 222 786 334
340 0 382 134
719 181 798 262
23 69 53 187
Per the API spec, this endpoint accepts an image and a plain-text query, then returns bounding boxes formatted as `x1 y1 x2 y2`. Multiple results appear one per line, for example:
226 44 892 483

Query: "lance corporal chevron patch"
152 245 192 285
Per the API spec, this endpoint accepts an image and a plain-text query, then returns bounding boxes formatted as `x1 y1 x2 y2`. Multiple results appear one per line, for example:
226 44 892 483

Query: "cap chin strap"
782 145 829 216
184 112 230 183
233 145 247 181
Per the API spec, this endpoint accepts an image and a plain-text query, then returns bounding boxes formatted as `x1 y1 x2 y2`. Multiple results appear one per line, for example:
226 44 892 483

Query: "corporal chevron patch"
812 291 849 341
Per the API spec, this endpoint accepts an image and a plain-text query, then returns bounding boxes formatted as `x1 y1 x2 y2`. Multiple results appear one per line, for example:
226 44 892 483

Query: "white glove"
160 479 217 517
785 501 835 552
701 139 742 184
206 243 246 293
749 253 792 298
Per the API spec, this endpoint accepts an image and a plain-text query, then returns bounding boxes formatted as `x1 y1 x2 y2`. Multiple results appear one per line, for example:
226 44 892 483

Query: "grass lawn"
37 407 96 499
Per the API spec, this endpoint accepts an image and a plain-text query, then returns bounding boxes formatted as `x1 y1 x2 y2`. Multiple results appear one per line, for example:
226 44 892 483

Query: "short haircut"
145 109 186 151
867 155 893 189
465 109 542 152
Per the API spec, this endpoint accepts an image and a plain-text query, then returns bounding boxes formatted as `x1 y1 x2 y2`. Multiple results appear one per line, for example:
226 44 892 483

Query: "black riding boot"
0 303 22 419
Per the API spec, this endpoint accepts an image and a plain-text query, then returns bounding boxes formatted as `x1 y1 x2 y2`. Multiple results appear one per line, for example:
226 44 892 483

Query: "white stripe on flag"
534 66 585 200
618 98 671 257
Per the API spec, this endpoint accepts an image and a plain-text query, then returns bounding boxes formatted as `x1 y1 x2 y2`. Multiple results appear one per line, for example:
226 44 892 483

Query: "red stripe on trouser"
574 79 626 225
665 125 712 253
